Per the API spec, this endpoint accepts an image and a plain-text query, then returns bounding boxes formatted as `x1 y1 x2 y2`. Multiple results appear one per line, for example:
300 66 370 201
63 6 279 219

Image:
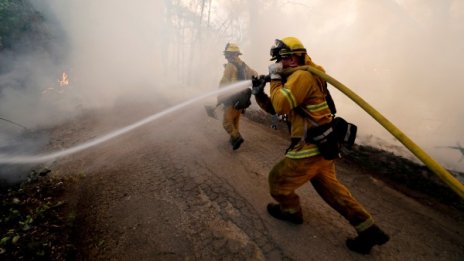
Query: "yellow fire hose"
283 65 464 200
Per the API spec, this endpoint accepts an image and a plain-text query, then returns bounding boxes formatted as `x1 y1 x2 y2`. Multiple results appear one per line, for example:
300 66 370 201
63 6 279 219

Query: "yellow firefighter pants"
222 105 242 139
269 155 374 231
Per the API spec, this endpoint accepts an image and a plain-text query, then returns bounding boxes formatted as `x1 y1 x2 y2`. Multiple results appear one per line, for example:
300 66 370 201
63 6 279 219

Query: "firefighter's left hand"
251 75 269 95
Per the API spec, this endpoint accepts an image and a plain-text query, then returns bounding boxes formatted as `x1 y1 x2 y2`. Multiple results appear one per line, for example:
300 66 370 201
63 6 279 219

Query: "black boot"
266 203 303 224
346 224 390 254
230 136 244 150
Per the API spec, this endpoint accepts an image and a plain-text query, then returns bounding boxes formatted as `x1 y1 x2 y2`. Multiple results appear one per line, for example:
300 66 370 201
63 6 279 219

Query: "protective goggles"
270 39 290 61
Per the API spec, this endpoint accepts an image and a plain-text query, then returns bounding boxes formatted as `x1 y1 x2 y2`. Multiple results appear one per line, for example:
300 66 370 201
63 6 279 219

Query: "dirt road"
49 102 464 260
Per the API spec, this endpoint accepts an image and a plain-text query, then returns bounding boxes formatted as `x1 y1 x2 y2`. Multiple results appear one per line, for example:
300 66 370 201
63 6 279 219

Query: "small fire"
42 71 71 95
59 72 69 87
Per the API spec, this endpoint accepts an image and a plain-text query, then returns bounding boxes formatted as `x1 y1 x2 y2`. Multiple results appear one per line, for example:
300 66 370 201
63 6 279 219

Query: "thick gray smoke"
303 0 464 172
1 0 463 179
246 0 464 172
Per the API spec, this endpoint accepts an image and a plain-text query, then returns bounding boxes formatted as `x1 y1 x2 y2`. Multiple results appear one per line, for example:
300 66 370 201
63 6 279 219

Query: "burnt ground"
1 102 463 260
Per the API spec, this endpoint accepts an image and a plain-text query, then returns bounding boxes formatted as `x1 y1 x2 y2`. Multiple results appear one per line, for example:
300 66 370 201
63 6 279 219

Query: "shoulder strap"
318 78 336 115
229 61 246 80
325 87 337 115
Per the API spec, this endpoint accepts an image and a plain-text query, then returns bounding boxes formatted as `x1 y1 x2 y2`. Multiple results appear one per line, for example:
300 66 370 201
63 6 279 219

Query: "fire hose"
282 65 464 200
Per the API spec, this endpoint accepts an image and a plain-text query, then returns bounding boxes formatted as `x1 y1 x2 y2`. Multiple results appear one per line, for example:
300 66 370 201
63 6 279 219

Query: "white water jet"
0 81 251 164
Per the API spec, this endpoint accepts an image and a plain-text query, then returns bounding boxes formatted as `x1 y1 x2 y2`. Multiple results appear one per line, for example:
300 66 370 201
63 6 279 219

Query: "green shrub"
0 0 44 50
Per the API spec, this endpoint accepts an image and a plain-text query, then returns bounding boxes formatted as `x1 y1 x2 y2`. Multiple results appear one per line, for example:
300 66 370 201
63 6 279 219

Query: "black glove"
251 75 270 95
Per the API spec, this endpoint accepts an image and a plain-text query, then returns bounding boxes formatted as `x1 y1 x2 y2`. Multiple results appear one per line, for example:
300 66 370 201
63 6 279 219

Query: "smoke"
244 0 464 172
305 0 464 172
32 1 177 107
0 0 463 176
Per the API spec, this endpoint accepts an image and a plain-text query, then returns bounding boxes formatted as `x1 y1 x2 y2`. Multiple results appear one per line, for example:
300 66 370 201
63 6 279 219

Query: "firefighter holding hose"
251 36 389 254
217 43 258 150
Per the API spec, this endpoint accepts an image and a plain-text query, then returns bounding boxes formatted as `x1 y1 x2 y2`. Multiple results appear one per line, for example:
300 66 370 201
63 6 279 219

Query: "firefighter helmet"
224 42 242 55
270 37 307 61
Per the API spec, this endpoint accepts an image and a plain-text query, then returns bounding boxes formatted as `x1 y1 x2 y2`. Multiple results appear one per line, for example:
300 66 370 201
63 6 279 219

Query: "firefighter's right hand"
251 75 269 95
268 62 283 80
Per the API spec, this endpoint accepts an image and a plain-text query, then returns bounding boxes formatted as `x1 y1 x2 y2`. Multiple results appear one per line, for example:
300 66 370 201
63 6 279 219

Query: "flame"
59 72 69 87
42 72 71 95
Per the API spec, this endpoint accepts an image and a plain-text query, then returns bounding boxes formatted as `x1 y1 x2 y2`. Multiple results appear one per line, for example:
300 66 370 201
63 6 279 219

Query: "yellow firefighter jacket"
218 59 257 105
256 56 333 159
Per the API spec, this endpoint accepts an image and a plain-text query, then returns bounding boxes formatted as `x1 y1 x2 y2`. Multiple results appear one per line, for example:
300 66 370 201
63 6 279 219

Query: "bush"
0 0 45 51
0 171 76 260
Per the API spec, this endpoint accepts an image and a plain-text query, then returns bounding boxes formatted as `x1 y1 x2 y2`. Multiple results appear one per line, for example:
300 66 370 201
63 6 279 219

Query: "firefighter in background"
251 37 389 254
217 43 258 150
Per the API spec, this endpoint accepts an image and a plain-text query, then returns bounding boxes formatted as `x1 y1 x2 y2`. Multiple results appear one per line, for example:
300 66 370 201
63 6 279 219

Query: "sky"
0 0 463 174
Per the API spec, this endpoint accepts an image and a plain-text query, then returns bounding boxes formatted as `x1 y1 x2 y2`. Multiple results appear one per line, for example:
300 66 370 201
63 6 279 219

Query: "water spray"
0 81 251 165
282 65 464 199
